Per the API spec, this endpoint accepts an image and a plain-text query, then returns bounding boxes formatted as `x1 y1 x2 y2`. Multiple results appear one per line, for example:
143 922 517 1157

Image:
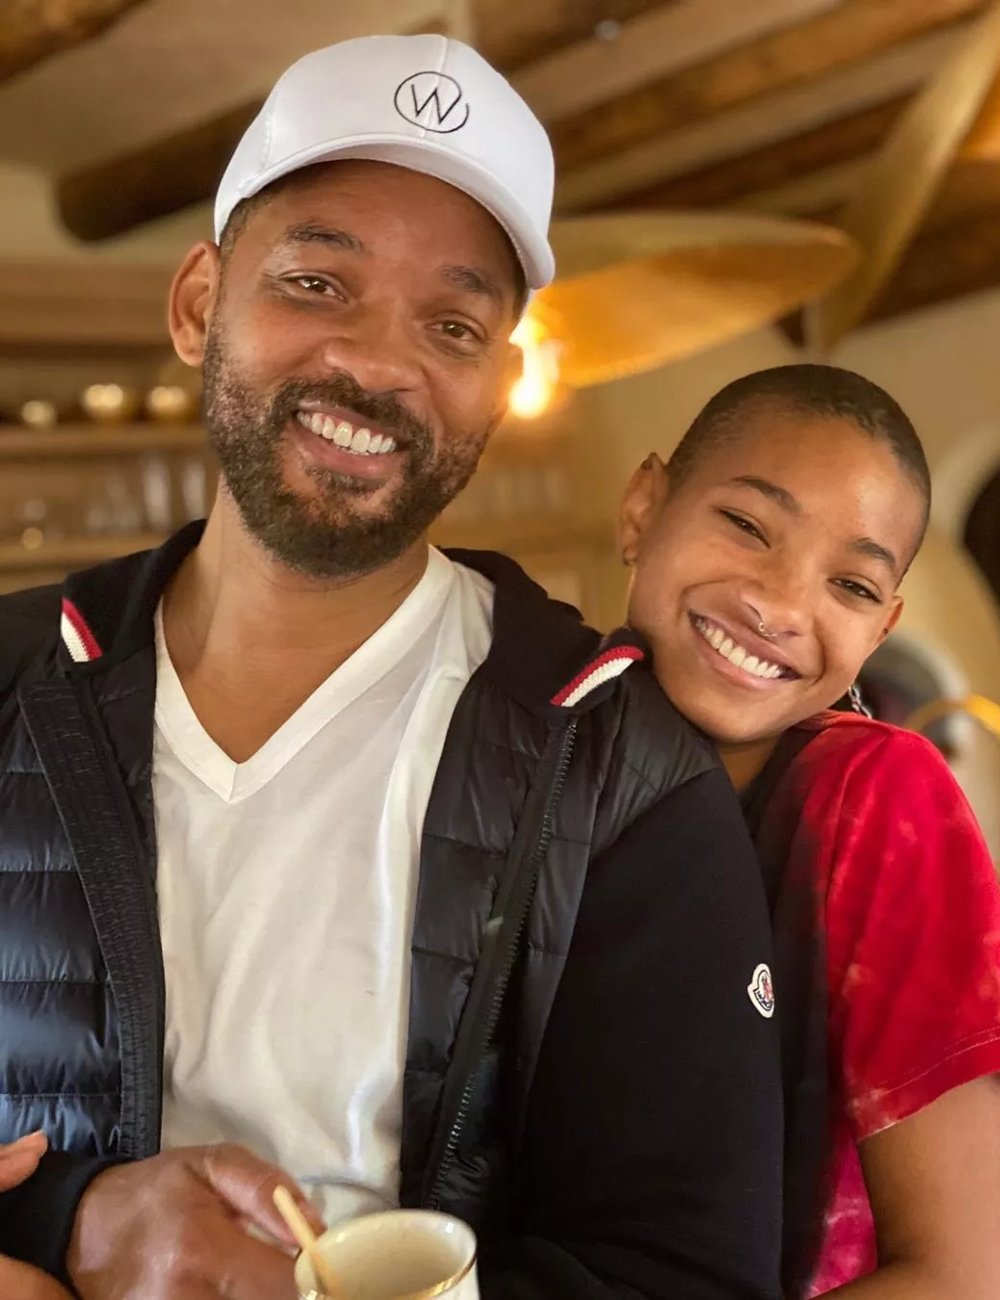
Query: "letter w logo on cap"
394 71 470 133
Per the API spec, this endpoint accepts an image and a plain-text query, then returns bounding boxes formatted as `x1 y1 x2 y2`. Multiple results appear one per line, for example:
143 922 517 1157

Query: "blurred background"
2 0 1000 847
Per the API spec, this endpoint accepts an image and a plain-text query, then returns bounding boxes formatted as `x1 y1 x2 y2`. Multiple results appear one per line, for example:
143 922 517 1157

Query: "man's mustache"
269 374 432 451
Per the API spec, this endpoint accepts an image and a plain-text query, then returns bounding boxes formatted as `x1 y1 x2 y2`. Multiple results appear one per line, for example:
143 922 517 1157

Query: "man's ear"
169 241 222 368
503 337 522 389
489 340 523 428
618 454 668 566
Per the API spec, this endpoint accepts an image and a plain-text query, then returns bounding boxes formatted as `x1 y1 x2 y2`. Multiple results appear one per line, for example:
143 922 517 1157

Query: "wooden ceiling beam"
778 175 1000 341
57 102 258 242
549 0 990 175
866 202 1000 325
0 0 149 83
473 0 663 72
732 159 870 218
513 0 840 123
615 97 908 211
555 22 970 210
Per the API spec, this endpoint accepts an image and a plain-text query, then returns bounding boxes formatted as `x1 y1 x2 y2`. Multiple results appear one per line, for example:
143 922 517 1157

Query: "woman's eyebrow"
849 536 898 574
728 475 801 514
729 476 899 573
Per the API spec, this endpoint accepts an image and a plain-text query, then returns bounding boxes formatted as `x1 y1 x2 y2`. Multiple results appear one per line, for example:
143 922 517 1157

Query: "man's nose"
318 304 422 395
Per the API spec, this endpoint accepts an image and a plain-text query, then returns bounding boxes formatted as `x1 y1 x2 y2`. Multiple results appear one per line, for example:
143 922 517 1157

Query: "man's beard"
201 330 493 579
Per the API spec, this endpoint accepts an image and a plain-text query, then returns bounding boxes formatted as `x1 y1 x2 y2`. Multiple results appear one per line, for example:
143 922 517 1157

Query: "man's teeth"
694 617 786 680
297 412 397 456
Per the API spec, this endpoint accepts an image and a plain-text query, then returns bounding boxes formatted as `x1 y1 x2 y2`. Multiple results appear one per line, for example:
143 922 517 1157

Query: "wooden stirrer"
272 1185 347 1300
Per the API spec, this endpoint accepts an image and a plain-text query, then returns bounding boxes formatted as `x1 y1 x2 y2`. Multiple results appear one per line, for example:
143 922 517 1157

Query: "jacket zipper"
427 719 578 1210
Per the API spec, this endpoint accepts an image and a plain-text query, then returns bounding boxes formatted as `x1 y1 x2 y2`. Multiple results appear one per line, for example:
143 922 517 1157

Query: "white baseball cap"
214 34 556 289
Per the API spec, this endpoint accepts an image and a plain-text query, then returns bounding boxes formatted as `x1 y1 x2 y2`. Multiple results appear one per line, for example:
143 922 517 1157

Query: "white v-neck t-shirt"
154 548 494 1223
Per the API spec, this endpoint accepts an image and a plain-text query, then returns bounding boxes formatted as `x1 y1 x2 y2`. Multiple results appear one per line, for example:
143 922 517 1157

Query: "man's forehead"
255 162 514 252
232 164 523 309
258 159 482 224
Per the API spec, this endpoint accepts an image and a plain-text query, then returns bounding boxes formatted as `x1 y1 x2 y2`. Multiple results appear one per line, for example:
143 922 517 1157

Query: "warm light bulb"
509 313 561 420
511 314 545 349
509 371 553 420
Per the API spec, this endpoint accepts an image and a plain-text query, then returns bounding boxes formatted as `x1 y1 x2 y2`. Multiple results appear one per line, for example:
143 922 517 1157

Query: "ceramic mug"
294 1208 478 1299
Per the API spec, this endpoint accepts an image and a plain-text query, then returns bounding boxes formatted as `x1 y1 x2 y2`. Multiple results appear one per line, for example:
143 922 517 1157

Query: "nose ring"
757 619 777 640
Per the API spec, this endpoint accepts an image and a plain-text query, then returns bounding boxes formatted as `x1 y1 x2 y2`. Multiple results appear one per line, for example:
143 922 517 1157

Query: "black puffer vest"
0 525 718 1232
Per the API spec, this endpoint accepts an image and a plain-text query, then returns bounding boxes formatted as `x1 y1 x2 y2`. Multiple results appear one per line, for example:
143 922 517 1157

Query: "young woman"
619 364 1000 1299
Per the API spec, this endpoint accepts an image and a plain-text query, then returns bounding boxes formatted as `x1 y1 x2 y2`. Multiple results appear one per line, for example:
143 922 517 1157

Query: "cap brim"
222 133 555 290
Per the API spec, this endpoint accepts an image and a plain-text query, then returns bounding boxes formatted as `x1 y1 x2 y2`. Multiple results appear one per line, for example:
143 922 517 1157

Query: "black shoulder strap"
18 676 164 1159
743 727 833 1300
742 728 819 911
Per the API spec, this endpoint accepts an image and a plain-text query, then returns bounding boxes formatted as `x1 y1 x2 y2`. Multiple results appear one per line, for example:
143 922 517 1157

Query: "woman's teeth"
693 616 787 680
296 411 397 456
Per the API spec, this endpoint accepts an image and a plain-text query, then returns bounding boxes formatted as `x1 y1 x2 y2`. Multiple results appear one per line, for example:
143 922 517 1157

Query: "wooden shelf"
0 261 173 350
0 533 169 572
0 424 205 458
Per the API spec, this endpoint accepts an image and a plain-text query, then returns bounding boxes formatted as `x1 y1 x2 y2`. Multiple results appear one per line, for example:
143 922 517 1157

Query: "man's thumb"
197 1143 325 1246
0 1132 48 1192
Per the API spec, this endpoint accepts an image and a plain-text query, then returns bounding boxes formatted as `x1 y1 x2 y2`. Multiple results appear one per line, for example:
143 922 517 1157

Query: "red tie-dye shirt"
754 711 1000 1295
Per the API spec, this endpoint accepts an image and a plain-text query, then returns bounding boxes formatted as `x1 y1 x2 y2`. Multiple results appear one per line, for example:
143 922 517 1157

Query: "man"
0 34 782 1300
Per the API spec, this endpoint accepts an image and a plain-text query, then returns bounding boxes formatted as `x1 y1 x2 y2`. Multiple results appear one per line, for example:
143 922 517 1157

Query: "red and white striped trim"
551 645 645 708
60 598 102 663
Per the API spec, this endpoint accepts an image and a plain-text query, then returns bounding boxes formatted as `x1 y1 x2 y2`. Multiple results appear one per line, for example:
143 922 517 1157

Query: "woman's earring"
849 682 873 718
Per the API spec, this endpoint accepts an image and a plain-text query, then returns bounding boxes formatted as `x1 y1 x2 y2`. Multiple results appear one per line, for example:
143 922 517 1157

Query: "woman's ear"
618 453 668 566
169 241 222 368
879 595 905 646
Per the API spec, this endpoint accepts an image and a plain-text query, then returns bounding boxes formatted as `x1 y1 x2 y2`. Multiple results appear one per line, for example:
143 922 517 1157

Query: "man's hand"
68 1143 325 1300
0 1133 73 1298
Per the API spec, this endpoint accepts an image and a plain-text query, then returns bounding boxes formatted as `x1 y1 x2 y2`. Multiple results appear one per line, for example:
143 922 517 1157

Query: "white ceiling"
0 0 459 168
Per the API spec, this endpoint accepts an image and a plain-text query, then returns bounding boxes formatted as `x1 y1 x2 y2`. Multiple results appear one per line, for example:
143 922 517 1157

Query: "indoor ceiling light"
507 208 857 416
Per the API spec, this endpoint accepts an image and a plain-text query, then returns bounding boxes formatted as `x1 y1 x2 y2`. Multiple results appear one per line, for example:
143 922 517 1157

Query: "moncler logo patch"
394 71 470 133
747 963 775 1019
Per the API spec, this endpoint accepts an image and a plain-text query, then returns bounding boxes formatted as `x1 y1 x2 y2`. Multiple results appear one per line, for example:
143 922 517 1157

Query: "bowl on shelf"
145 385 198 423
80 384 140 424
20 400 59 429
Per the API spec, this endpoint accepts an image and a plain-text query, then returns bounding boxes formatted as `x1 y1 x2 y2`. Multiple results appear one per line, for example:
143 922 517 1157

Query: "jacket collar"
58 527 647 713
443 548 648 718
60 521 205 675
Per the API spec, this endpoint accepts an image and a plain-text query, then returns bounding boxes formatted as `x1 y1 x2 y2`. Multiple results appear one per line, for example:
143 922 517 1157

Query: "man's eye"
289 276 337 295
439 320 477 341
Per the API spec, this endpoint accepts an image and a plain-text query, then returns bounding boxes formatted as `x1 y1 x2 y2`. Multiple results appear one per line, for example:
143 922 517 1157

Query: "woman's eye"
836 579 880 603
719 509 766 543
